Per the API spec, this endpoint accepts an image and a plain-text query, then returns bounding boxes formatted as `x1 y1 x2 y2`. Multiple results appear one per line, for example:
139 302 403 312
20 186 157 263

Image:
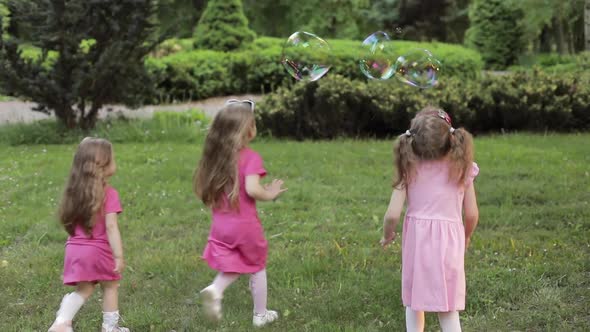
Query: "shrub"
193 0 256 52
256 71 590 139
146 37 484 103
510 52 590 73
466 0 525 70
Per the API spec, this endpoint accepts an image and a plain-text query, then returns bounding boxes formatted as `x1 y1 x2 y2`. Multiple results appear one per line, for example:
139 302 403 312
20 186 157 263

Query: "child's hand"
380 233 396 248
114 257 125 273
465 236 471 250
264 179 288 200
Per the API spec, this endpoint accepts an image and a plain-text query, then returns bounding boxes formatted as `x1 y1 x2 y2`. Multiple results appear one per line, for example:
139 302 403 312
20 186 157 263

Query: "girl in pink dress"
48 138 129 332
380 108 480 332
193 99 287 327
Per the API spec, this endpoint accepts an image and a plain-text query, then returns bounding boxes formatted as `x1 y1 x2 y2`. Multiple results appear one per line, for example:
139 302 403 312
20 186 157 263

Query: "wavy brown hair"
393 107 474 189
59 137 113 235
194 103 255 209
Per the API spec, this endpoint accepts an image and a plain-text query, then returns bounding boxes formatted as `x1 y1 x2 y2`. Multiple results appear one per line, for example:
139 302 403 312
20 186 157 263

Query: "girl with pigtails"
380 107 480 332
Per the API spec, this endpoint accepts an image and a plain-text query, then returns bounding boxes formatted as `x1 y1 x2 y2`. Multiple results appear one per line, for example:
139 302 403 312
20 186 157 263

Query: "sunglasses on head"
423 109 452 126
225 99 255 112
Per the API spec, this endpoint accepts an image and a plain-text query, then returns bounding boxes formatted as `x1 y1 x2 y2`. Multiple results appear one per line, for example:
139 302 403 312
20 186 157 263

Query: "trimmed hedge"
256 70 590 139
511 52 590 73
145 37 483 103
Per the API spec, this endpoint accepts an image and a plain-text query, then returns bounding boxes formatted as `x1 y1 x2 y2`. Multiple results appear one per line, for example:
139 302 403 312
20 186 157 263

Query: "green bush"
256 71 590 139
146 37 483 103
511 52 590 73
0 110 208 146
193 0 256 52
466 0 525 70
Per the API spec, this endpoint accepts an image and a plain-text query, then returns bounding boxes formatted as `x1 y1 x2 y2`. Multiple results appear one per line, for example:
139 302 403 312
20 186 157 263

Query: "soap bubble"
359 31 396 80
395 49 441 89
281 31 332 82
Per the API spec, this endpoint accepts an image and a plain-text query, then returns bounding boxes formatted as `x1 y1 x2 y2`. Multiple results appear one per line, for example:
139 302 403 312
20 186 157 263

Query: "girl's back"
212 147 265 224
406 160 478 223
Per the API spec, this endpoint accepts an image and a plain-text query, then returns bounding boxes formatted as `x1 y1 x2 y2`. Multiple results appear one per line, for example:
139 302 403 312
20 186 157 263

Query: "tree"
586 0 590 50
517 0 586 54
466 0 525 69
193 0 256 51
157 0 206 39
0 0 159 130
242 0 295 38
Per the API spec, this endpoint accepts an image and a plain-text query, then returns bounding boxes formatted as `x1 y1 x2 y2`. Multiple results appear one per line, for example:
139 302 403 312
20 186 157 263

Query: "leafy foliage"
256 71 590 139
193 0 256 51
466 0 525 69
147 37 483 103
0 0 159 129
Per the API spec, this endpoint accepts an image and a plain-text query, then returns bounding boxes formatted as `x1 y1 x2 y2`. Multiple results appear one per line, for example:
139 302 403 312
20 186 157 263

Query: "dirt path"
0 94 263 125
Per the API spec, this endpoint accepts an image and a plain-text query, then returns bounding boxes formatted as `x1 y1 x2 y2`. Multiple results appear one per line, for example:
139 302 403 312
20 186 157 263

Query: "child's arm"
380 188 406 247
245 174 287 202
463 184 479 249
105 213 125 273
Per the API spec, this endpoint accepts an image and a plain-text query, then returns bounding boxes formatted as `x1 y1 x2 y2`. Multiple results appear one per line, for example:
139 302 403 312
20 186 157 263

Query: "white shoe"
102 325 129 332
200 285 222 322
253 310 279 327
48 320 73 332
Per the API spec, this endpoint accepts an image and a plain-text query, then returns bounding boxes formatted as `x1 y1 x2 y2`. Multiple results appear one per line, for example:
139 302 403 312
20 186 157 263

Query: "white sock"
405 307 425 332
55 292 85 323
438 311 462 332
102 310 121 329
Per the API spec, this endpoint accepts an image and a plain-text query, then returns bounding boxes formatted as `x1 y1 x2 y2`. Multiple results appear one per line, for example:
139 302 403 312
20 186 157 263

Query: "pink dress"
202 147 268 274
62 186 123 285
401 161 479 312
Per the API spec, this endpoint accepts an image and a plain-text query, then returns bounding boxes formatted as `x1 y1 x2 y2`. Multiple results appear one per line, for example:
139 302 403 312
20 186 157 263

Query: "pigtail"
448 127 474 184
393 133 417 189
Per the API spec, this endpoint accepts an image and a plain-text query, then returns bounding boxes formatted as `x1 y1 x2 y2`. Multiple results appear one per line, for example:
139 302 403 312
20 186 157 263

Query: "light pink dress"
62 186 123 285
202 147 268 274
402 161 479 312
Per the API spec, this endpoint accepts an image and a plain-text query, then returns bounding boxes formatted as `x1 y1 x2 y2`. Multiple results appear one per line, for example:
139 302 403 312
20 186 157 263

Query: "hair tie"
450 127 455 134
404 130 412 137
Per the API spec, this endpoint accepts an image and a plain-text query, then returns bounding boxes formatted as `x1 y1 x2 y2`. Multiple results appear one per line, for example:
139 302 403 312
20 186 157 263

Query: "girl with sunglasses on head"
193 99 287 327
380 107 480 332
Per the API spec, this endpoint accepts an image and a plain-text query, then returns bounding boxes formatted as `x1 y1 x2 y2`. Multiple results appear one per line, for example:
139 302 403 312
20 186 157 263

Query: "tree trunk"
54 106 77 129
573 8 585 52
540 26 552 53
586 0 590 50
553 17 568 54
80 103 101 130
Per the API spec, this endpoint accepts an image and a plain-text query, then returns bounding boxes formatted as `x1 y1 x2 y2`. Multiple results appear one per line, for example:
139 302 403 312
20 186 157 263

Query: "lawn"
0 133 589 331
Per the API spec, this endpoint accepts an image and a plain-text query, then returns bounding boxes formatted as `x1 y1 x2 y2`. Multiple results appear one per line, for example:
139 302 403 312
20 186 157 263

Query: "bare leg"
100 281 128 332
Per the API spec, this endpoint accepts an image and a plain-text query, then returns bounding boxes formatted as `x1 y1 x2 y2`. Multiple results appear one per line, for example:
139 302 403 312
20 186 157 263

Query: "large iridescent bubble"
395 49 441 89
359 31 396 80
281 31 332 82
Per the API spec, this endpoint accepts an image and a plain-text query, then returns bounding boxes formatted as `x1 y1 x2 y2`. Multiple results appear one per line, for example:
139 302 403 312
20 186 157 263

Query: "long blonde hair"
393 107 474 189
194 103 255 209
59 137 113 235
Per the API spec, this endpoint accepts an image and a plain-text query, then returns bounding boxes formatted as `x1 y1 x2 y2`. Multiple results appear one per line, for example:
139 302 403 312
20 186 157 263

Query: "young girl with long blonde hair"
380 108 480 332
48 137 129 332
194 99 287 327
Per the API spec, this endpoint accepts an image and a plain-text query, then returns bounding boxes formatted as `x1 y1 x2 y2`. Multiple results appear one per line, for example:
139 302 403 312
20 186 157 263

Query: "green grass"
0 109 208 146
1 133 589 331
